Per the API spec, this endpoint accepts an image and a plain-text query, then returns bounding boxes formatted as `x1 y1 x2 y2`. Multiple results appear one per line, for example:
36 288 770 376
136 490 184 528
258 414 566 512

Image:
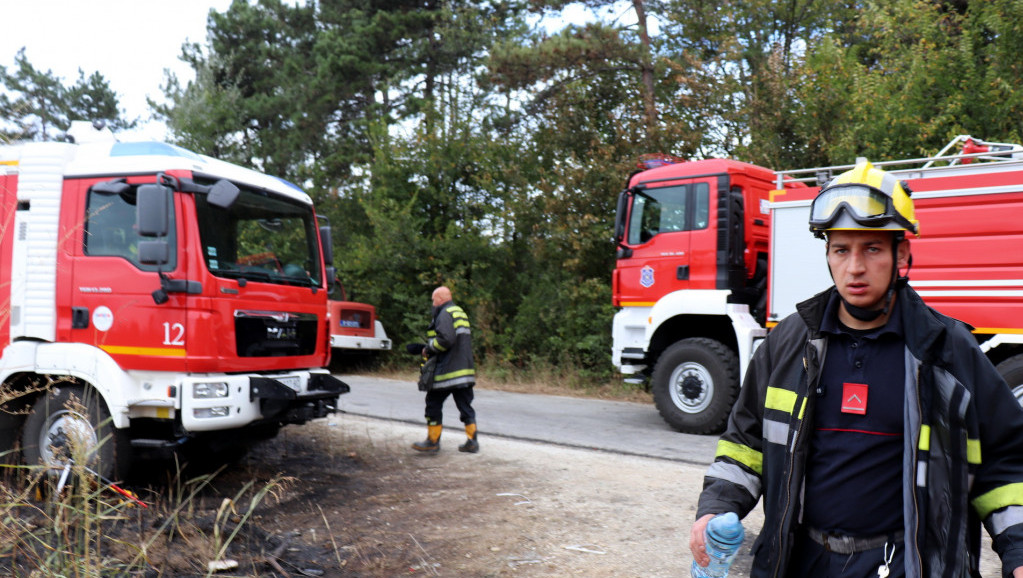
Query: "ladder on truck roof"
774 135 1023 189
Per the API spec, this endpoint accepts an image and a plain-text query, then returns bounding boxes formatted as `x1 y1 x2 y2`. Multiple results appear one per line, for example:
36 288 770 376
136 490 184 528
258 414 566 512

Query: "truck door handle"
677 265 689 280
72 307 89 329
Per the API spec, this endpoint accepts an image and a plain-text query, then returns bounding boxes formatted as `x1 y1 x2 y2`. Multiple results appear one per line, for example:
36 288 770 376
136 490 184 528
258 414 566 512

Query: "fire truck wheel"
996 355 1023 408
22 384 130 481
651 338 739 435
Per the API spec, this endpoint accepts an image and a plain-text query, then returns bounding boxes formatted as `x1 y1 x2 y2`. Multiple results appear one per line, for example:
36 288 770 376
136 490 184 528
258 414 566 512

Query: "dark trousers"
786 532 905 578
424 386 475 426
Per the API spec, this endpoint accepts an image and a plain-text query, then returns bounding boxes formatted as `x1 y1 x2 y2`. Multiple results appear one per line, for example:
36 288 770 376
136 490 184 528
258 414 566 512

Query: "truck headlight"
193 406 230 418
193 382 229 399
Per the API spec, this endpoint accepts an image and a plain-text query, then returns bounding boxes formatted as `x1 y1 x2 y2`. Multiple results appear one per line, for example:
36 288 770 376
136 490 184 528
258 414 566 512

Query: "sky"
0 0 233 141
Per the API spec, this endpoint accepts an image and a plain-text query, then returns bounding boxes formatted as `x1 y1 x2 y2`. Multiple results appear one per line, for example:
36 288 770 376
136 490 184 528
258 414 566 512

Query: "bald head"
432 286 452 307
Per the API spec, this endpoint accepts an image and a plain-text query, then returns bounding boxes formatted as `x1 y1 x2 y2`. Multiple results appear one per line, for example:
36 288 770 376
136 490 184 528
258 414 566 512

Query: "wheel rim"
36 409 98 471
668 361 714 414
1014 384 1023 408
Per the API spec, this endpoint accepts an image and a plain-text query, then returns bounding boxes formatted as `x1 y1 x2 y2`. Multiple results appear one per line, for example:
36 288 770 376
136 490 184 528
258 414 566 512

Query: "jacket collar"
796 284 946 356
433 300 453 317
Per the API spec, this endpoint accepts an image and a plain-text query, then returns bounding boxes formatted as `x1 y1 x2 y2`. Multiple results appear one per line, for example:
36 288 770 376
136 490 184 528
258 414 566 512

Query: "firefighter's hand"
1012 566 1023 578
690 513 715 567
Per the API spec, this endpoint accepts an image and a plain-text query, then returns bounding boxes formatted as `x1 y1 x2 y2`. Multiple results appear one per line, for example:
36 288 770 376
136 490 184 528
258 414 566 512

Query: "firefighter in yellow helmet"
690 160 1023 577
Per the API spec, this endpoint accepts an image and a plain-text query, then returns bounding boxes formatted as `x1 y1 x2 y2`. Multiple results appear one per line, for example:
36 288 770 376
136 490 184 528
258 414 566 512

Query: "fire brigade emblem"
640 266 655 288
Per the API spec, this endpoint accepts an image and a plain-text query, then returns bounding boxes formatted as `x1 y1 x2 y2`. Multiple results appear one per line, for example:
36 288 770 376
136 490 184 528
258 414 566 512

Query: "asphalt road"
334 374 719 466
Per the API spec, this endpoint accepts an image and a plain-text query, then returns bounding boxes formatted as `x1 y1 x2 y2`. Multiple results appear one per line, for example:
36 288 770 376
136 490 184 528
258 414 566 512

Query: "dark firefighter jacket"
425 300 475 391
696 284 1023 578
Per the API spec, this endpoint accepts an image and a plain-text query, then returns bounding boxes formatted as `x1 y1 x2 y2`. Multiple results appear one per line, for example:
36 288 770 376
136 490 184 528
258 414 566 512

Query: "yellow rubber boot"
458 423 479 453
413 423 442 452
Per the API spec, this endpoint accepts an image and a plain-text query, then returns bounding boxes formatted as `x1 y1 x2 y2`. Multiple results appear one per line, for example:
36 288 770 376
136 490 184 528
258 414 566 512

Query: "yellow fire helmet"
808 159 920 239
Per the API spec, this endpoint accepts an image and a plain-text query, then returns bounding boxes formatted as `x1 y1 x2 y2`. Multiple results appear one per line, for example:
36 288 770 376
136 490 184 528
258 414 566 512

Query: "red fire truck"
612 137 1023 434
328 286 392 361
0 121 348 478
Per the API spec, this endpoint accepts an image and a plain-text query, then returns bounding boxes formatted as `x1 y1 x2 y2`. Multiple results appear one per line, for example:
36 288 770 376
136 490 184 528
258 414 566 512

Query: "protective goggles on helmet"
808 184 918 233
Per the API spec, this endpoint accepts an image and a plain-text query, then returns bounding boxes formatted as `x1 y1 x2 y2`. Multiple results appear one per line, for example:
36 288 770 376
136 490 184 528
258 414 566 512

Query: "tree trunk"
633 0 658 138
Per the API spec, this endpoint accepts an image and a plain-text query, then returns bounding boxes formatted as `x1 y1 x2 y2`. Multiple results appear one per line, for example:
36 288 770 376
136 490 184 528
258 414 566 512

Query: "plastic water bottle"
691 512 744 578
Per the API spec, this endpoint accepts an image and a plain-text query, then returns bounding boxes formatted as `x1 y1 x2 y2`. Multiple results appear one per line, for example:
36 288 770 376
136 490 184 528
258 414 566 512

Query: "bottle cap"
709 512 744 542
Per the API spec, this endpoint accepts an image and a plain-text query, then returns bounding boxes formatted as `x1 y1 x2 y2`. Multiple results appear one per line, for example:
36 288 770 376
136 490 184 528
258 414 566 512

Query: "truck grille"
234 310 318 357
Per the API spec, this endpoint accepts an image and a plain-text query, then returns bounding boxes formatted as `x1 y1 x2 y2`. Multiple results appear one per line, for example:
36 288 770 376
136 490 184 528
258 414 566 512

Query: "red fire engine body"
612 137 1023 433
329 299 391 356
0 122 348 478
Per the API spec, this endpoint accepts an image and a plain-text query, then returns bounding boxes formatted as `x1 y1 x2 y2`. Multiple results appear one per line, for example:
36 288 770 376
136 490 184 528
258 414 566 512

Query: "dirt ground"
124 410 1002 577
201 413 724 577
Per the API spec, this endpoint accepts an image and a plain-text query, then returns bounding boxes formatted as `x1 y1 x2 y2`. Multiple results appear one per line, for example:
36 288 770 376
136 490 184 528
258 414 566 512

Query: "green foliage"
790 0 1023 166
139 0 1023 381
498 275 614 373
0 48 135 142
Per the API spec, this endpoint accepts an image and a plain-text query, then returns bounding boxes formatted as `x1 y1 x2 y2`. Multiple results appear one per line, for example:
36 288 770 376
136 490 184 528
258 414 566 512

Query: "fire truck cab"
0 122 348 478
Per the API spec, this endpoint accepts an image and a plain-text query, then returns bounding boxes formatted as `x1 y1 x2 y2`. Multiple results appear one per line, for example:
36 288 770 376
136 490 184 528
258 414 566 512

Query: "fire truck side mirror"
319 224 334 266
137 184 171 237
139 241 170 266
320 224 335 291
325 266 337 292
614 191 629 244
207 179 240 209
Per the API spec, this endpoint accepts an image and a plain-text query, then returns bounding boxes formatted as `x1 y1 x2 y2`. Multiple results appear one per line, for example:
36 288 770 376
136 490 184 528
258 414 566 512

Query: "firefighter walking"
412 286 479 454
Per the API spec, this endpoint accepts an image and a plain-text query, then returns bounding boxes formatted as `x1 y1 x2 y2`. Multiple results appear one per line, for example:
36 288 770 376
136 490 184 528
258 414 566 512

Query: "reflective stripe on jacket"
426 301 475 390
696 284 1023 577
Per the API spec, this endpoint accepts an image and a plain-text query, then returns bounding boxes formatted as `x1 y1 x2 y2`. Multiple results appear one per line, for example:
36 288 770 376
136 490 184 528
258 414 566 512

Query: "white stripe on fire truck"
915 290 1023 298
912 279 1023 287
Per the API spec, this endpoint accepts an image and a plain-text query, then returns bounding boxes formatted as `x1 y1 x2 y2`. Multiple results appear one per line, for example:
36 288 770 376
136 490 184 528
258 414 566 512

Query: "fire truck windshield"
195 187 322 288
626 183 710 245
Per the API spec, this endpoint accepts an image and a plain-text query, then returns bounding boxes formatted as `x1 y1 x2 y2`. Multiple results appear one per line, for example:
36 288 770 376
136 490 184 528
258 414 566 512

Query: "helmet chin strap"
829 236 910 322
842 284 893 322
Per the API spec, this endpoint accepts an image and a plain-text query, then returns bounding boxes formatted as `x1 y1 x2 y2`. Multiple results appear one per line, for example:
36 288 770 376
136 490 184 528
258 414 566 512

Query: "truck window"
195 187 322 288
84 189 177 270
693 183 710 229
627 183 709 245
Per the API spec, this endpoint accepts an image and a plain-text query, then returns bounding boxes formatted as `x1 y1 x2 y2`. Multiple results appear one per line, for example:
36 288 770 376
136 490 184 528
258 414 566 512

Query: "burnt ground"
3 413 703 577
135 414 703 577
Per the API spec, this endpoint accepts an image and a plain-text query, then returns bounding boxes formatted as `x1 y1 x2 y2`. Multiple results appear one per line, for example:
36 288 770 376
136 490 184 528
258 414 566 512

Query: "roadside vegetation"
369 356 653 403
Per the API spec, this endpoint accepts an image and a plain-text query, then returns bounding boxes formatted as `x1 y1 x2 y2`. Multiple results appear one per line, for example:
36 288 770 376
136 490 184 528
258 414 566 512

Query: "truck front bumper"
180 370 349 432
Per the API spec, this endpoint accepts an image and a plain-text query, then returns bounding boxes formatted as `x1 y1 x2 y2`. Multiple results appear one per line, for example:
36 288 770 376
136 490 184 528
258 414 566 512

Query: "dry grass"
0 393 292 576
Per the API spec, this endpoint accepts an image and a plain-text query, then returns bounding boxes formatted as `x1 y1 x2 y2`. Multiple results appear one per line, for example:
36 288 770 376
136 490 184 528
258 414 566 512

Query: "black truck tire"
996 355 1023 408
651 338 740 435
22 384 130 481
